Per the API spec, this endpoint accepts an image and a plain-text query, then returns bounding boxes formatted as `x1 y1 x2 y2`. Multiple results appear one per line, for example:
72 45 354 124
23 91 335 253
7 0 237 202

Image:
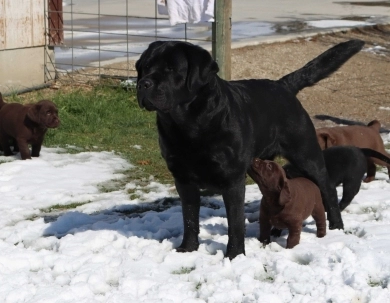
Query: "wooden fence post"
212 0 232 80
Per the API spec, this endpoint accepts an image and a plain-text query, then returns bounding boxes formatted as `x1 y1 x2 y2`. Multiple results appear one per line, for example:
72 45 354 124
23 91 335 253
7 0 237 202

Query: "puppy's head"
27 100 60 128
252 159 291 205
316 130 336 149
252 159 292 205
136 41 219 113
251 159 285 189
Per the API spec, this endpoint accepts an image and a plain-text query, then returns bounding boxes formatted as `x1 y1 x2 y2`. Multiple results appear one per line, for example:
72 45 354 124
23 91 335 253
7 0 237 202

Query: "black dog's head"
136 41 219 113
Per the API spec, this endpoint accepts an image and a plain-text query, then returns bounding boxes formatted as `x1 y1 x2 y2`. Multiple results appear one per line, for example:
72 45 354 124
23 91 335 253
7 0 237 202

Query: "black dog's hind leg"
175 181 201 253
339 180 361 211
222 177 246 259
284 138 344 230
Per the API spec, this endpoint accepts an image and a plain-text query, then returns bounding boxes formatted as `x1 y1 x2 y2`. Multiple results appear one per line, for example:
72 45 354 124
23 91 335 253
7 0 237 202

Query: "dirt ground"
55 24 390 130
230 24 390 130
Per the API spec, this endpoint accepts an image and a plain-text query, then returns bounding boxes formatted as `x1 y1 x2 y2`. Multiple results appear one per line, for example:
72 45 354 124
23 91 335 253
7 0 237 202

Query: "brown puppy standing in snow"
0 93 60 160
251 158 326 248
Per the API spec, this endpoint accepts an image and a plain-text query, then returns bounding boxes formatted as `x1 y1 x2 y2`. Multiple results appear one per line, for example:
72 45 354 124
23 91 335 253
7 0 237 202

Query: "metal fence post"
212 0 232 80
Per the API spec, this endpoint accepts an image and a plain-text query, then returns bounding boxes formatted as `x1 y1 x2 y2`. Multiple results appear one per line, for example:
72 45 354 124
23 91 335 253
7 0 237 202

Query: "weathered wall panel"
1 0 45 50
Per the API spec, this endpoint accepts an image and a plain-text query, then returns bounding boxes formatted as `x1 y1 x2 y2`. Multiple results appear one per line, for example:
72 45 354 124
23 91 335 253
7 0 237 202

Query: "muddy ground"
230 24 390 130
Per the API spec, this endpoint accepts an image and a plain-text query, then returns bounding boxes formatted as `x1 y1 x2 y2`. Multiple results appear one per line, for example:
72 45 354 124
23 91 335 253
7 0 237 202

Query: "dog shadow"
41 195 262 253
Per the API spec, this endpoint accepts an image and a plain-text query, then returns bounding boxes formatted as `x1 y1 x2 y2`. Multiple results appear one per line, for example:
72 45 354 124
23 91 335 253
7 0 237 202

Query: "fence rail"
45 0 231 87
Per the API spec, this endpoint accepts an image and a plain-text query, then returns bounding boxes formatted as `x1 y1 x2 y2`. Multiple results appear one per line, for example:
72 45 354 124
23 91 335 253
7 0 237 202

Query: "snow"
306 20 374 29
0 134 390 302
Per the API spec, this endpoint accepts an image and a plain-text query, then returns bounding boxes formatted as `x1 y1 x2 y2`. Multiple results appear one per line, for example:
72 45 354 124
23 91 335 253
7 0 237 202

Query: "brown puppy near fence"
0 93 60 160
251 158 326 249
316 120 390 182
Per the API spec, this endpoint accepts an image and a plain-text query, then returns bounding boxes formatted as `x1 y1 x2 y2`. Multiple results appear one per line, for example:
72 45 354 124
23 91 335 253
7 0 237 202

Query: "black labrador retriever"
136 39 364 259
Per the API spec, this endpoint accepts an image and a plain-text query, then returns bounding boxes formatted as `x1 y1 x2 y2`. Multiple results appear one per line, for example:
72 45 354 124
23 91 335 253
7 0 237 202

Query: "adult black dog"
136 39 364 259
284 146 390 211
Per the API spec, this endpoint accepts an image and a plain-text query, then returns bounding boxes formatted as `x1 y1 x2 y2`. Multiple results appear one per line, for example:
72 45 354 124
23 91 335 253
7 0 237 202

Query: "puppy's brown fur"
316 120 390 182
251 158 326 249
0 93 60 160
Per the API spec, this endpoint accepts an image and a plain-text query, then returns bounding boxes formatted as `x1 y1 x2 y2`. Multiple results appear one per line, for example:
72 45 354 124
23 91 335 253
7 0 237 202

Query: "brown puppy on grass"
316 120 390 182
0 93 60 160
251 158 326 249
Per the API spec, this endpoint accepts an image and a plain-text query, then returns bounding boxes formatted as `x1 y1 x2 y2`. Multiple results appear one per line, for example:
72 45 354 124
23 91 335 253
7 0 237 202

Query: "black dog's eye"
46 111 52 116
165 66 174 72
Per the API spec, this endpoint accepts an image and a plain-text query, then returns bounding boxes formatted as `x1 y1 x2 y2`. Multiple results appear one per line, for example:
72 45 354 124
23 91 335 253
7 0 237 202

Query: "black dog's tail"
360 148 390 164
278 39 365 95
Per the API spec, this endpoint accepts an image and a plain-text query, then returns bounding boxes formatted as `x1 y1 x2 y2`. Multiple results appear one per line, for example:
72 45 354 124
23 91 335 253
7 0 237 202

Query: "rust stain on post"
48 0 64 45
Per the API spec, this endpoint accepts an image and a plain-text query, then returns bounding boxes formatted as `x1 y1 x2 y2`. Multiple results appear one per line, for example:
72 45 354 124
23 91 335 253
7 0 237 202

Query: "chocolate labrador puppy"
284 146 390 211
136 39 364 259
251 158 326 249
0 93 60 160
316 120 390 182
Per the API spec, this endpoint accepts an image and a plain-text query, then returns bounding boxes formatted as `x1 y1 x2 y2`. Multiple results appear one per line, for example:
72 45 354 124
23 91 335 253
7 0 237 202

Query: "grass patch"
40 202 91 213
7 85 173 184
172 267 196 275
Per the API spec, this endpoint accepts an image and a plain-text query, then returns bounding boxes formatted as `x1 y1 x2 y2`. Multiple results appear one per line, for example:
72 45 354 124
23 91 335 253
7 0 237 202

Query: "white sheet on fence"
157 0 215 26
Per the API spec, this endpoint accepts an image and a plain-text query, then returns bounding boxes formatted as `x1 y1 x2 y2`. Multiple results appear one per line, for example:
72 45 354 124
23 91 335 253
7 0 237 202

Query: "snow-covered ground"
0 133 390 302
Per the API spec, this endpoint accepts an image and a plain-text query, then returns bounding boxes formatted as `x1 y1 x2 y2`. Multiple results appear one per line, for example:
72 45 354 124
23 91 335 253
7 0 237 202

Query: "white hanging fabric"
157 0 215 26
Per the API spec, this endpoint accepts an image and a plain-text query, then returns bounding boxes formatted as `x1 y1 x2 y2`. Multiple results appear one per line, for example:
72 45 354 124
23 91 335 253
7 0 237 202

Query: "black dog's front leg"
175 180 201 253
222 177 246 259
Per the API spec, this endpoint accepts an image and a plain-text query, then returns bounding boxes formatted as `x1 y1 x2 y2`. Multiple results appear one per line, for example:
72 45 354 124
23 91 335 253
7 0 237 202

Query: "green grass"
7 85 173 184
172 267 196 275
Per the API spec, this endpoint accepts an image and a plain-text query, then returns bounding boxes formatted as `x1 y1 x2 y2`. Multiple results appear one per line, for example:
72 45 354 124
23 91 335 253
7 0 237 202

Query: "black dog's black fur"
136 39 364 259
284 146 390 211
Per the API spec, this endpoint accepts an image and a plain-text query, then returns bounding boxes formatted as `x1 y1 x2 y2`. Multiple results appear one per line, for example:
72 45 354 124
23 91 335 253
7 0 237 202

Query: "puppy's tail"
360 148 390 164
278 39 365 95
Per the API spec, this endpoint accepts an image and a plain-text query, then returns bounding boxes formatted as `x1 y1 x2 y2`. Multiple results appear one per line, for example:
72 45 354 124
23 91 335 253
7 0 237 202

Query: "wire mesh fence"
45 0 214 88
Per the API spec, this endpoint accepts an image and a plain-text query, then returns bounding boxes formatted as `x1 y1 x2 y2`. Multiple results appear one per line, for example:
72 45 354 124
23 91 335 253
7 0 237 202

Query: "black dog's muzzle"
137 78 154 109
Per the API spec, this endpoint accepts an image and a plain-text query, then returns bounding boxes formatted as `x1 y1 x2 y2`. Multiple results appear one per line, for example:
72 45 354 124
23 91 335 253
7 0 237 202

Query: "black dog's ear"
27 104 42 123
184 44 219 92
136 41 166 79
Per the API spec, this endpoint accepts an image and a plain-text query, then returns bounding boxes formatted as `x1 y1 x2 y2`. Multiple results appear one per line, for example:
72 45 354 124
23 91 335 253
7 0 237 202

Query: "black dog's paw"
176 247 190 253
176 242 199 253
270 227 283 238
329 221 344 230
225 249 245 260
225 241 246 260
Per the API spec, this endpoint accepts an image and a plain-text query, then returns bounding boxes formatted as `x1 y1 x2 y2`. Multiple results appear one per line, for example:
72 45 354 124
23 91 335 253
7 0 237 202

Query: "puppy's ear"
279 178 291 206
184 44 219 92
27 104 42 123
317 131 335 149
367 120 381 132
